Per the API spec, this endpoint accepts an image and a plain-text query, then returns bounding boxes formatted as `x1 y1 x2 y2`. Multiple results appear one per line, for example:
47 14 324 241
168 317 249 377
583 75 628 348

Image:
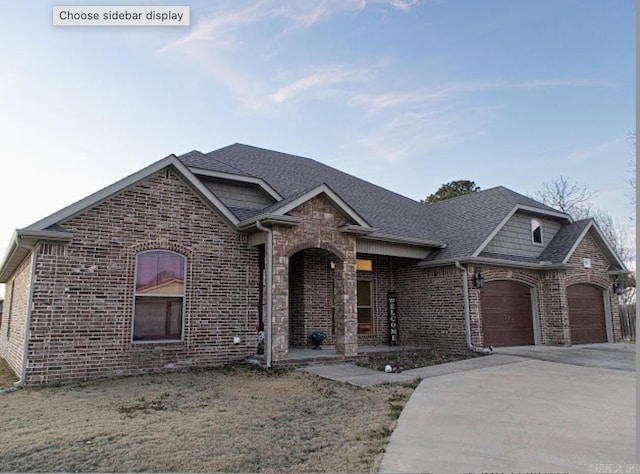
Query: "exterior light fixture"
613 276 625 295
472 270 485 289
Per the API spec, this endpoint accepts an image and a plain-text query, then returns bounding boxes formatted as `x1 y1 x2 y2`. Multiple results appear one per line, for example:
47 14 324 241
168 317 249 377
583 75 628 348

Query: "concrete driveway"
379 343 636 473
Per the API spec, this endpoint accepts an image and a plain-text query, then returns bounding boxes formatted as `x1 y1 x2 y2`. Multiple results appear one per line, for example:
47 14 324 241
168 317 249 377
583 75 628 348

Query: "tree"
534 175 595 219
422 180 480 204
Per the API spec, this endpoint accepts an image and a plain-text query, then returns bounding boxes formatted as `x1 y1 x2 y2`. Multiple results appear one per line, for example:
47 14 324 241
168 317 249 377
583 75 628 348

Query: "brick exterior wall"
395 264 468 353
288 249 333 348
21 168 260 385
0 255 32 378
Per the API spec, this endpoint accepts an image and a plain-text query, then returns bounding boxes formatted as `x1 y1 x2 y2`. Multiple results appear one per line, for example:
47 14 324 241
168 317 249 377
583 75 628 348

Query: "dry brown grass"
0 364 416 473
0 357 18 388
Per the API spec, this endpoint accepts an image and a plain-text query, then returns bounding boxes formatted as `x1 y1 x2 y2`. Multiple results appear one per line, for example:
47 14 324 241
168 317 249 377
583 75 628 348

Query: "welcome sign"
388 291 398 346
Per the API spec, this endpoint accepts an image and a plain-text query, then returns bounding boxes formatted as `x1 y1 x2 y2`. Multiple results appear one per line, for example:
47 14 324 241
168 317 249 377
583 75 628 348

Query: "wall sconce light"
613 276 625 295
472 270 485 289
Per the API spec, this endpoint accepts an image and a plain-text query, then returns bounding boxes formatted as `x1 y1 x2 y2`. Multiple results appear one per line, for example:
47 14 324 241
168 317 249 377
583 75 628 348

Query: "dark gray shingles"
178 144 567 263
539 219 592 263
477 252 545 264
180 150 249 175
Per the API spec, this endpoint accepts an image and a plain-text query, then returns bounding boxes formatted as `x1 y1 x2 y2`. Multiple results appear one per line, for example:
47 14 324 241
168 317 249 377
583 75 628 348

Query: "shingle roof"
539 219 592 263
419 186 563 262
177 143 570 263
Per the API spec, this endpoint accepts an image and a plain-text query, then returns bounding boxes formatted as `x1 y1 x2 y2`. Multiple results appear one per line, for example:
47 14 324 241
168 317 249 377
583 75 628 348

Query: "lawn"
0 363 417 473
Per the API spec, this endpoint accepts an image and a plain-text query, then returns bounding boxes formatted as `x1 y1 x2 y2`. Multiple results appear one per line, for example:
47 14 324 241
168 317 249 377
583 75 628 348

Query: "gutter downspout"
15 235 38 386
255 221 273 370
455 261 493 355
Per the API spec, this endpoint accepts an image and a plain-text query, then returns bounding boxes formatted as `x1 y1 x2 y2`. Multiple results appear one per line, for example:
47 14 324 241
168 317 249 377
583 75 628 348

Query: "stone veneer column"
334 254 358 355
271 252 289 361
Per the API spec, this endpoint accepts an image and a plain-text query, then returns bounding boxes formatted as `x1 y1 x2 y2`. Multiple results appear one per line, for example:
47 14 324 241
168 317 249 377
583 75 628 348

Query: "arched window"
133 250 186 341
531 218 543 244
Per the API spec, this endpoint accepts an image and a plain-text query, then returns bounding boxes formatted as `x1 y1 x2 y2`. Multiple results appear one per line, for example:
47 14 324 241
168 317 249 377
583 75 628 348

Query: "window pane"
358 307 372 334
533 226 542 243
356 259 373 272
133 296 183 341
136 251 185 294
357 280 372 306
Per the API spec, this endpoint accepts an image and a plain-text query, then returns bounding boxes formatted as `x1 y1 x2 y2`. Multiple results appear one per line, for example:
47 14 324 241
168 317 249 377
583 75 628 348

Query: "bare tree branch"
534 176 596 219
627 131 636 209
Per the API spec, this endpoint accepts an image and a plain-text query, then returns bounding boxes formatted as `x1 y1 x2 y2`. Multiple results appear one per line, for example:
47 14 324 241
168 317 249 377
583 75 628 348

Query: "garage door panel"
567 284 606 344
481 281 534 347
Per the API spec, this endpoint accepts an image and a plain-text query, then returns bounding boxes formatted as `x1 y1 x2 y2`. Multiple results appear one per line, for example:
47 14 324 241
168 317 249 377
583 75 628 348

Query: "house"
0 144 628 385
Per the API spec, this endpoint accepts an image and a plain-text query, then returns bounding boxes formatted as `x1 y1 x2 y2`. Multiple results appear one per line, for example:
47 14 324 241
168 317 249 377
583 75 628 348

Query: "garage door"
481 281 534 347
567 284 607 344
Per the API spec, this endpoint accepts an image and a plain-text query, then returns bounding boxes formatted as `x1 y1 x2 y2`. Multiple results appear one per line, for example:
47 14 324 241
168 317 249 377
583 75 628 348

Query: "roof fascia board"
361 233 446 249
24 155 240 232
338 224 376 235
0 232 20 282
562 220 628 271
473 204 572 257
273 184 371 228
419 256 570 270
0 229 75 282
516 204 573 222
17 229 73 241
187 166 283 201
238 214 303 230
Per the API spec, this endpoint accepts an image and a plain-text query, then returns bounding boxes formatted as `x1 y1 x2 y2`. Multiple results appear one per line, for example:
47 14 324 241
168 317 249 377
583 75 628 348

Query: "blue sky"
0 0 635 296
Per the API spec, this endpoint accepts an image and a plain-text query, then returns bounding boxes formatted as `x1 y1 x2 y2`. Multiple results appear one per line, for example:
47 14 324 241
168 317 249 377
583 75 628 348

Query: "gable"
287 194 353 229
61 168 234 231
567 231 614 272
199 177 276 210
564 223 628 272
483 212 563 259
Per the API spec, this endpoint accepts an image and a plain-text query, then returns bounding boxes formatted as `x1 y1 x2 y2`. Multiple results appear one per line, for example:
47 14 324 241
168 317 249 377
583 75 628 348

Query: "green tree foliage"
422 180 480 204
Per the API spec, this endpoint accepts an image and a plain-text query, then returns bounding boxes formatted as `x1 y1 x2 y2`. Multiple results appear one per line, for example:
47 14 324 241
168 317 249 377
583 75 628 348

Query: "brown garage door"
481 280 534 347
567 284 607 344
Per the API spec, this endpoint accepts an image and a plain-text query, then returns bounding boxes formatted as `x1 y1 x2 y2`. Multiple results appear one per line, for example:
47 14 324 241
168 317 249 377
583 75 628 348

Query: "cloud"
158 0 417 110
270 65 376 104
566 138 626 163
350 78 608 114
510 78 610 89
162 0 416 52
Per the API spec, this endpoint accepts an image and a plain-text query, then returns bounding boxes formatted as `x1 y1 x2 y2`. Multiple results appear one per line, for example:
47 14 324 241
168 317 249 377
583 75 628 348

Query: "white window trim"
531 218 543 245
131 250 187 344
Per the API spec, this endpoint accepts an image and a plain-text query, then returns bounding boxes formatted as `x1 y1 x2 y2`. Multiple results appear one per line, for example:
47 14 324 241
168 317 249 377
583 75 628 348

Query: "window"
531 219 543 244
357 280 373 334
330 258 373 271
133 250 186 342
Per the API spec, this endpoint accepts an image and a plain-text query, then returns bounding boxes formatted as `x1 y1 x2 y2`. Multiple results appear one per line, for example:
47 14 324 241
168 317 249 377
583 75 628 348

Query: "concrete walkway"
300 354 523 387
